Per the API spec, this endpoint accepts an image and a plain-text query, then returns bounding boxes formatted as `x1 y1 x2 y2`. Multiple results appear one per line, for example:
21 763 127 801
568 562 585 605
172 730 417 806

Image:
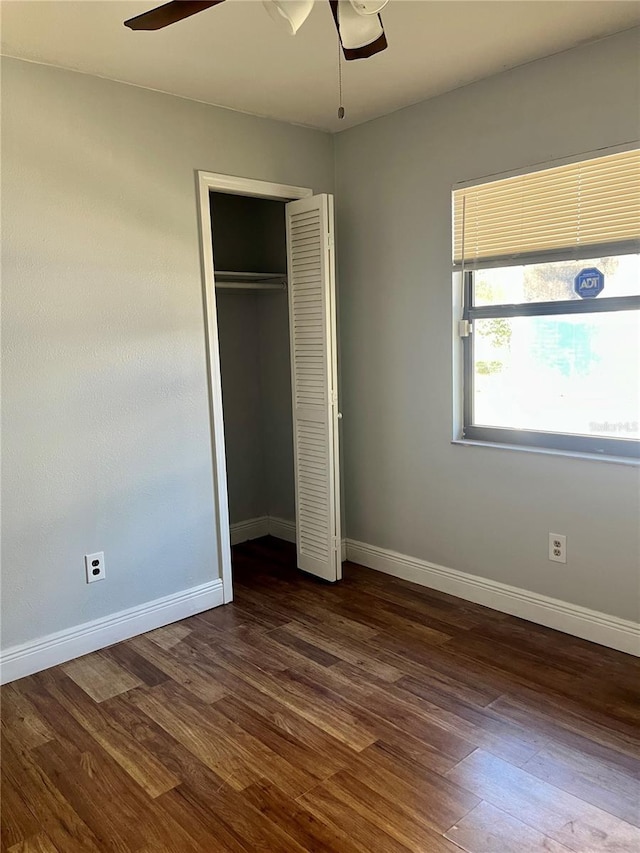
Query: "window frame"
461 269 640 460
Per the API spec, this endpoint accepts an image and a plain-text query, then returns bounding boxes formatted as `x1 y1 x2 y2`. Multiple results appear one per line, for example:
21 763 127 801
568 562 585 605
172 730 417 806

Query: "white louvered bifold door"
286 194 341 582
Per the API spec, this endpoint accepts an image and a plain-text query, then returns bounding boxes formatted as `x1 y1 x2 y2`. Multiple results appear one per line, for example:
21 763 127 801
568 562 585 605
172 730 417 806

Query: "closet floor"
2 536 639 852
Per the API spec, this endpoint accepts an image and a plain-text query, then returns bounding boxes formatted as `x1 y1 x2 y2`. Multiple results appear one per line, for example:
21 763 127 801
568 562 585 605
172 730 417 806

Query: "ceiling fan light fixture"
123 0 389 62
337 0 384 49
263 0 315 35
348 0 389 16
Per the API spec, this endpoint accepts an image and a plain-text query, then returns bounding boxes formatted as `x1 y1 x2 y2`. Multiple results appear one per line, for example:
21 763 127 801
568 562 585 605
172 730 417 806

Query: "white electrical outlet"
549 533 566 564
85 551 106 583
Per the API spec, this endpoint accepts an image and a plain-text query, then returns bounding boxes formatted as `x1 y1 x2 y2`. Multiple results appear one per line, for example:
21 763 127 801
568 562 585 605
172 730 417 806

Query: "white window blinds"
453 148 640 269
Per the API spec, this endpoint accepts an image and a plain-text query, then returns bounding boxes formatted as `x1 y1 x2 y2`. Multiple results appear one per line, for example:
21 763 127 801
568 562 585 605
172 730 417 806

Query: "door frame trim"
195 171 312 603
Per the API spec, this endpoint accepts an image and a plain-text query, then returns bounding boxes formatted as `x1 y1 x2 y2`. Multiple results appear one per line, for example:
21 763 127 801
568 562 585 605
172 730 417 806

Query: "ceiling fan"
124 0 389 61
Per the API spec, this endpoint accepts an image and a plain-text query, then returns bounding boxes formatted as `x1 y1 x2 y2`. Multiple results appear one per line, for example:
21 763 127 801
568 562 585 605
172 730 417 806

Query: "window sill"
452 438 640 467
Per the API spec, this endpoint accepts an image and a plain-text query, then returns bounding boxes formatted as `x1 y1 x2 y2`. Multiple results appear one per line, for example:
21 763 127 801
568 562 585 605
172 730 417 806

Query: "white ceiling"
2 0 639 132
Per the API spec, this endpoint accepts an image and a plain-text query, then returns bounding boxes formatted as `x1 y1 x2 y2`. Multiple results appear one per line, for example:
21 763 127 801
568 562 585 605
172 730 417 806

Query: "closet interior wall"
211 192 295 531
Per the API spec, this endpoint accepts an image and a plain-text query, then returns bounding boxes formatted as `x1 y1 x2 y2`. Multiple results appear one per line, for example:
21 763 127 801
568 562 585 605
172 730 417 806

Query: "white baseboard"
10 534 627 686
231 515 347 561
346 539 640 657
230 515 296 545
229 516 270 545
0 579 224 685
268 516 297 543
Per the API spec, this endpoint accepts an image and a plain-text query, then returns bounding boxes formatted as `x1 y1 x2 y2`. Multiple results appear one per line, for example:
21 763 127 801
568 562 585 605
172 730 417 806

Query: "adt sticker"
574 267 604 299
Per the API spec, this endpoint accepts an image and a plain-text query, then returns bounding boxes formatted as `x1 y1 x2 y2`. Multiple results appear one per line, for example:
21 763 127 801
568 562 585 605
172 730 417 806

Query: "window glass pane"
473 255 640 306
472 310 640 440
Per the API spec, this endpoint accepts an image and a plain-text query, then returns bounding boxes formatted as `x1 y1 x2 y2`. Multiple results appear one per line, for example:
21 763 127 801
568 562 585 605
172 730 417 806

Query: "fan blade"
329 0 387 60
124 1 225 31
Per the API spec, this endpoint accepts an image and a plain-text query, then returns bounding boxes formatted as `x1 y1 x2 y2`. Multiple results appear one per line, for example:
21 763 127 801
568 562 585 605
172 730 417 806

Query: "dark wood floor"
2 537 639 852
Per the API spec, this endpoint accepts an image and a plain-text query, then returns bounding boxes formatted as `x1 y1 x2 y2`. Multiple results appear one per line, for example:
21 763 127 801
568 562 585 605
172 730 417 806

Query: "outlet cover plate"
549 533 567 564
85 551 106 583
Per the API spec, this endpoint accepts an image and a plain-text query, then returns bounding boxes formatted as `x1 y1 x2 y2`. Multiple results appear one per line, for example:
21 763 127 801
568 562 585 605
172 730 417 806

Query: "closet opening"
197 171 342 604
211 191 297 558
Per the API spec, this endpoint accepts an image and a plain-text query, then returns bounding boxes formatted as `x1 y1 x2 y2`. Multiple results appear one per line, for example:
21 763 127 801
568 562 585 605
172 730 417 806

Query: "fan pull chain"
338 37 345 120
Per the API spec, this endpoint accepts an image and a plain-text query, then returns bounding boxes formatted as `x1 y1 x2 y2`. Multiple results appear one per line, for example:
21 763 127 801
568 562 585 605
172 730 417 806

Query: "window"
454 149 640 459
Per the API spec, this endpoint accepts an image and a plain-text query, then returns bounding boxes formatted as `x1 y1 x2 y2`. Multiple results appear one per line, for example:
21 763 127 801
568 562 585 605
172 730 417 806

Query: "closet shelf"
214 271 287 291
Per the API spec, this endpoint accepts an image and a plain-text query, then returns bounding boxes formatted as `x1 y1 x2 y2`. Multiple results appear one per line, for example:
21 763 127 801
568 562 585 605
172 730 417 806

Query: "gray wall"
217 292 266 524
259 290 296 523
335 28 640 622
1 57 333 650
217 289 295 526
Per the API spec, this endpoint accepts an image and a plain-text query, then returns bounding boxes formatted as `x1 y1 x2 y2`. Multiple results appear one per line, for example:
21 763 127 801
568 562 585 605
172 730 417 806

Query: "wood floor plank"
443 631 638 732
395 673 547 765
284 658 476 762
140 637 357 774
337 585 461 639
522 743 640 827
212 693 347 783
129 680 320 796
128 634 228 703
279 619 405 682
83 713 180 799
7 833 60 853
185 696 319 798
2 536 638 853
31 739 150 852
385 655 503 708
210 647 379 751
127 683 260 791
446 748 640 851
145 622 192 650
102 641 170 687
298 783 415 853
209 619 346 676
355 730 459 779
61 652 142 703
133 785 240 853
1 767 42 850
342 561 494 631
283 614 501 706
13 675 107 757
1 734 103 853
342 749 481 833
445 801 574 853
154 787 250 853
488 693 640 772
315 594 453 647
553 812 640 853
210 598 293 632
301 771 464 853
194 595 273 631
1 684 54 751
31 670 180 799
236 585 378 642
104 694 231 800
241 779 366 853
178 781 311 853
184 623 293 675
268 626 344 668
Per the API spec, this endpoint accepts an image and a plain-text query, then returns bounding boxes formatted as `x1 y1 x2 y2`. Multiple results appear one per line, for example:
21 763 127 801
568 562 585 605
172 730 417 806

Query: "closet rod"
215 281 287 291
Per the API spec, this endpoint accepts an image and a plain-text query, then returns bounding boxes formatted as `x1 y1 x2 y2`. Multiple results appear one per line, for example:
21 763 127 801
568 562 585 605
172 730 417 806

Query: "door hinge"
458 319 472 338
